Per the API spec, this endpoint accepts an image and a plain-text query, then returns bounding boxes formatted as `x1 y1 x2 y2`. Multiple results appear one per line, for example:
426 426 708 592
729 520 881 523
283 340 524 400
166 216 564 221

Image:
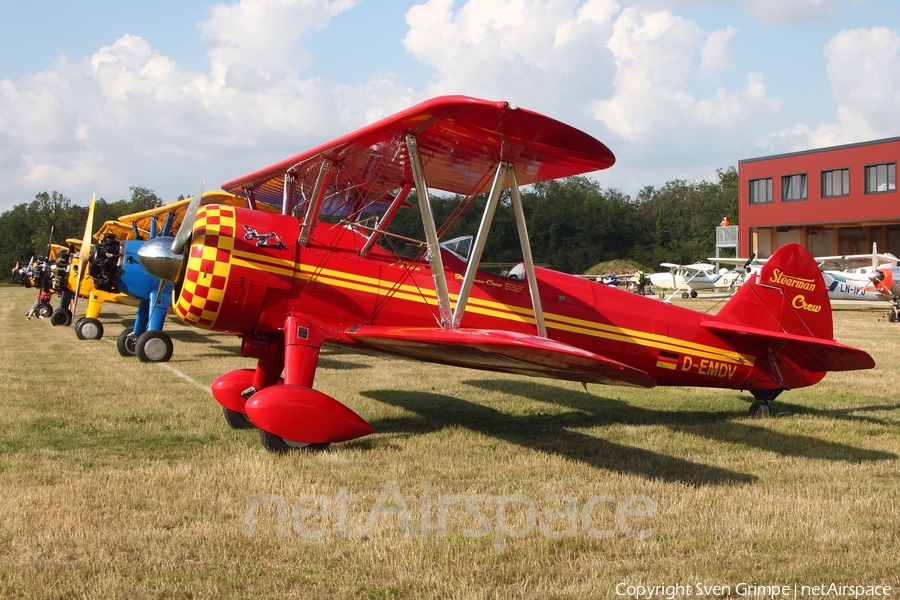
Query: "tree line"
0 169 737 278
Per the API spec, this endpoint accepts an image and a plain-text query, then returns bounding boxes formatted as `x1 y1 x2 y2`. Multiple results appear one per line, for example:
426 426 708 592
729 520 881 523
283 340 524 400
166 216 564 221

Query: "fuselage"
174 205 801 392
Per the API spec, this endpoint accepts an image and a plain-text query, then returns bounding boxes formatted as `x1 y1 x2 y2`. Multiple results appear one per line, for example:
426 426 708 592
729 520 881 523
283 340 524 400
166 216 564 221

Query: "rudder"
715 243 833 340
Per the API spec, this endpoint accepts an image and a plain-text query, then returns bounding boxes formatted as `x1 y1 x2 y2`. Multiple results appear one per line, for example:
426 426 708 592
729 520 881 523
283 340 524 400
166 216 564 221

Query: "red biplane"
138 96 875 452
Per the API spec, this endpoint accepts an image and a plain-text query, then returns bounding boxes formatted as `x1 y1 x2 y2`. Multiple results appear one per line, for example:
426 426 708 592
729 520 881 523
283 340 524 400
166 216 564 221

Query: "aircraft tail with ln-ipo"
704 243 874 399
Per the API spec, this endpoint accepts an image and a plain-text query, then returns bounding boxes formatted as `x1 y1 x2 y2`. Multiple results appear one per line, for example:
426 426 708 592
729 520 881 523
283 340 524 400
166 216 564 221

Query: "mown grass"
1 285 898 599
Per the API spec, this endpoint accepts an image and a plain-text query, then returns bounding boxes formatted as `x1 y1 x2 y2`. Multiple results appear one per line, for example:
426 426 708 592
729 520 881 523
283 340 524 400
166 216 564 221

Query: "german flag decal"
656 350 680 370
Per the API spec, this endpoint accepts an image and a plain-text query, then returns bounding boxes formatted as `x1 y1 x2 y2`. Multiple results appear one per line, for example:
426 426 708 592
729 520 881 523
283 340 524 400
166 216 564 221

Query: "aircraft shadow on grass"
467 379 897 463
360 379 895 487
362 389 756 486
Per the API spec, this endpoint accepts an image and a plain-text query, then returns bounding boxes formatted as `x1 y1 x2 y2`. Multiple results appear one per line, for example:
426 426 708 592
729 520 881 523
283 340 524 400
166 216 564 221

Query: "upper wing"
94 191 271 241
345 326 655 388
815 253 898 271
221 95 616 212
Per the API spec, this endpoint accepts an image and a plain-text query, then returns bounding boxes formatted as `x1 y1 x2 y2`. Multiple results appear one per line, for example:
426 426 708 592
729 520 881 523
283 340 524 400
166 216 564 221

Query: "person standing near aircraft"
25 288 52 320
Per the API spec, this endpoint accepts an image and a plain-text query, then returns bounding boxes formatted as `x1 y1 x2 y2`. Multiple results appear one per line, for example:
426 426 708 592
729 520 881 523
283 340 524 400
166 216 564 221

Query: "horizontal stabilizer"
702 321 875 372
346 326 655 388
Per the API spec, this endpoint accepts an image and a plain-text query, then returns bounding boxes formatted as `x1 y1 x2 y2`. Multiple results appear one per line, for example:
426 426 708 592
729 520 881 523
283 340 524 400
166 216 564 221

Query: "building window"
782 173 807 201
749 177 772 204
865 162 896 193
821 168 849 197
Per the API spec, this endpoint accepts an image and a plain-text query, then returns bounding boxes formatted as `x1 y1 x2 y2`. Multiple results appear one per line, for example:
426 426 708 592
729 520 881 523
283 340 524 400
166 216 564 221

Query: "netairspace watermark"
244 480 656 553
615 582 893 599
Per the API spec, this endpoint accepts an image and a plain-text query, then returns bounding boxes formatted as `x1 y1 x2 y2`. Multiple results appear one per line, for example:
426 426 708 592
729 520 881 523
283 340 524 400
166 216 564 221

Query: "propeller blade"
171 181 204 255
71 194 96 318
872 242 879 271
743 251 757 271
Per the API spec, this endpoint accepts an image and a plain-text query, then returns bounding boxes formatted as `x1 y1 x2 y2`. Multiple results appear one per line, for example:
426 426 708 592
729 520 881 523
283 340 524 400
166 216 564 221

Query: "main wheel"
116 328 138 357
681 292 690 299
223 408 255 430
75 317 104 340
258 429 330 454
38 304 53 318
50 308 72 327
890 310 898 323
690 290 698 298
136 330 174 363
658 291 665 298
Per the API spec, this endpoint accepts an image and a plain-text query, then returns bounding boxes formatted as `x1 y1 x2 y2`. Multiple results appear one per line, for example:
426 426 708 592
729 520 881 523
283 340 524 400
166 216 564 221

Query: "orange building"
738 136 900 258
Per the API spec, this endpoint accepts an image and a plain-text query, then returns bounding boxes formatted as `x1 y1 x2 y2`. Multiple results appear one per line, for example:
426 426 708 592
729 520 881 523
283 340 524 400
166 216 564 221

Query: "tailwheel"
658 291 665 298
136 330 174 363
223 408 255 430
749 388 782 417
749 401 770 418
258 429 330 454
117 328 138 357
75 317 104 340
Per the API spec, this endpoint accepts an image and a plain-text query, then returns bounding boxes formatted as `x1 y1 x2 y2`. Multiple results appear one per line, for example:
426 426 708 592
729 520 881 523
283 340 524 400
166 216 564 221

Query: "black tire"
50 308 72 327
223 408 255 430
681 292 690 299
136 330 174 363
890 310 898 323
38 304 53 318
749 401 770 418
658 291 665 298
258 429 330 454
116 328 138 357
690 290 698 298
75 317 104 340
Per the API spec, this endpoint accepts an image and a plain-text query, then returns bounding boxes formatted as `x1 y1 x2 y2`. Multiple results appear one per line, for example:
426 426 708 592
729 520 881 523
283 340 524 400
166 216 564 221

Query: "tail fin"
715 243 832 339
706 243 873 374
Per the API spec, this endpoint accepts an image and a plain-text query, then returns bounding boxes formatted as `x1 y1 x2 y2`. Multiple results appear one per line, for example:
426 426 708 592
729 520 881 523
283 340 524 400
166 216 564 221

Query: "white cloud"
764 26 900 152
593 8 778 145
201 0 359 82
403 0 620 115
701 26 737 79
0 0 413 209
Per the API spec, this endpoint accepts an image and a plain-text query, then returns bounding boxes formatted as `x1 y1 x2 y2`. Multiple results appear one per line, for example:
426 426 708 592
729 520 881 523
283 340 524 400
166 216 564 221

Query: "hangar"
737 136 900 258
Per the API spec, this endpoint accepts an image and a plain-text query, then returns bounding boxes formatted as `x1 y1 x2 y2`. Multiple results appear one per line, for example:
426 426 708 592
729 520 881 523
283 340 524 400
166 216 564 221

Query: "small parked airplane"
647 262 743 300
56 192 264 361
711 246 900 320
137 96 874 452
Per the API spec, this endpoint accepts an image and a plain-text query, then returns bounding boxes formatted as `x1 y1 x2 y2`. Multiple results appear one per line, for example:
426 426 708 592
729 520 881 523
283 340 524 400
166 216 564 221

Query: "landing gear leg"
247 316 373 452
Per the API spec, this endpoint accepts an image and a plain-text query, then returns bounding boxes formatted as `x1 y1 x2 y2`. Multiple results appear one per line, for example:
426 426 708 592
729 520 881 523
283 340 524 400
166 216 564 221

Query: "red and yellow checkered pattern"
175 205 236 329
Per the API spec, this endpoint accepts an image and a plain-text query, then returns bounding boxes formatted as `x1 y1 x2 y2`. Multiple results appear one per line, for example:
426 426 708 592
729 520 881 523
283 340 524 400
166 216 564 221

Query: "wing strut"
282 172 296 216
407 133 453 327
508 167 547 337
300 159 333 245
452 162 508 328
448 162 547 338
360 183 412 257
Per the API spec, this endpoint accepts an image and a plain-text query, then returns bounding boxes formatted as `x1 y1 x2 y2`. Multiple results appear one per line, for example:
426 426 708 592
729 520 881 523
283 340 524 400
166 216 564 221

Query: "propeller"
868 242 893 295
741 251 757 272
70 194 96 318
138 181 205 285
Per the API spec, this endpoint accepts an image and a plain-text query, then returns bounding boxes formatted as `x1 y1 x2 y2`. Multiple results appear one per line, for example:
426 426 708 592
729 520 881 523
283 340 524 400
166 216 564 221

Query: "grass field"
1 284 898 599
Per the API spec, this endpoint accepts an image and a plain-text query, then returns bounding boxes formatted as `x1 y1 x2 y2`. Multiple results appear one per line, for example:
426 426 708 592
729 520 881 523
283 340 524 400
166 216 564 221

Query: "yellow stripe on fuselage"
227 248 754 366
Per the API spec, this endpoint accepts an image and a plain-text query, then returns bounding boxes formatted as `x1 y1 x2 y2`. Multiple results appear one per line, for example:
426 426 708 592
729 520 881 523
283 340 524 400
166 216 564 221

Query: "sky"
1 0 899 212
